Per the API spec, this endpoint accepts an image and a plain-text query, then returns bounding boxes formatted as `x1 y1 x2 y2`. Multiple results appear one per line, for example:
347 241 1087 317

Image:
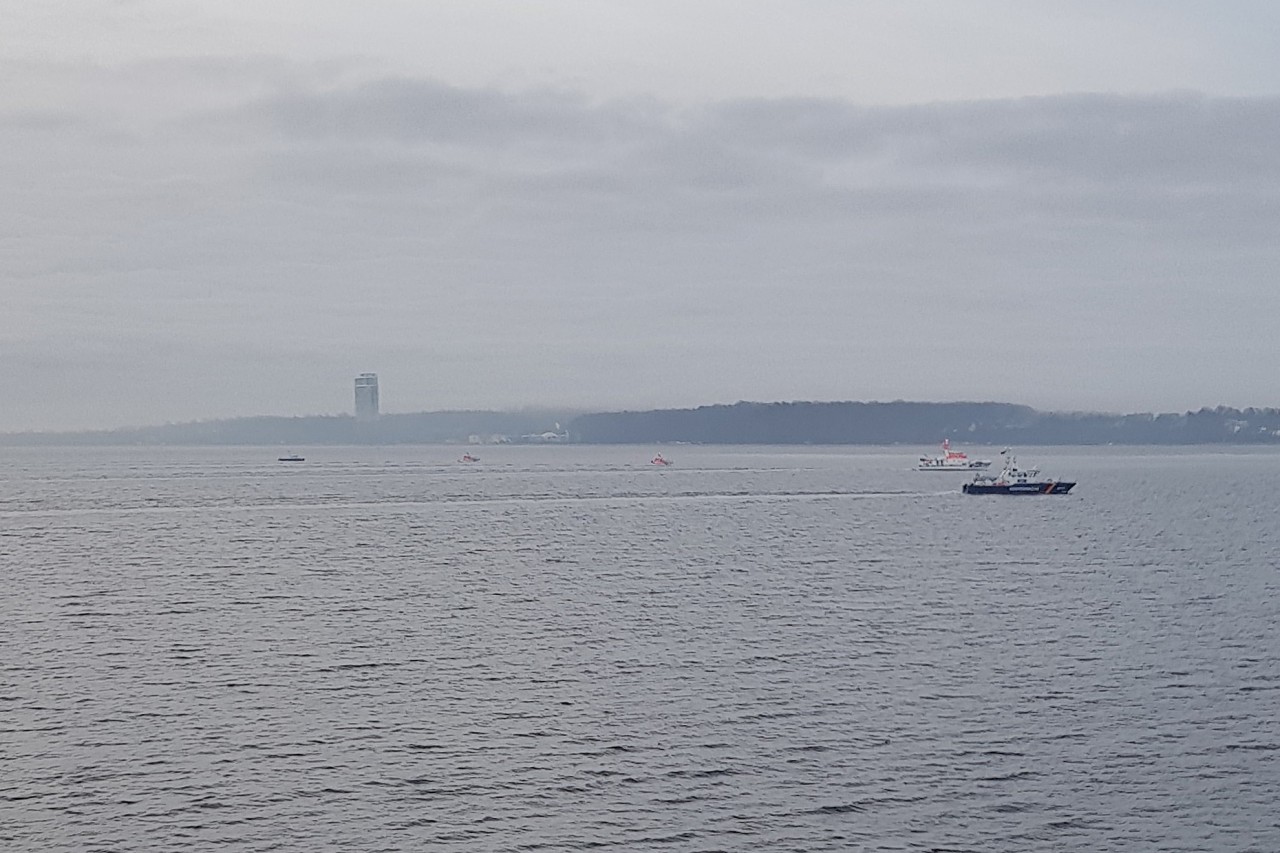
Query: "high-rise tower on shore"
354 373 379 421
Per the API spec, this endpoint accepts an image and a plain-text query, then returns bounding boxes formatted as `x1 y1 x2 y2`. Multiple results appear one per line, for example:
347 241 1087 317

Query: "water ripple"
3 445 1280 851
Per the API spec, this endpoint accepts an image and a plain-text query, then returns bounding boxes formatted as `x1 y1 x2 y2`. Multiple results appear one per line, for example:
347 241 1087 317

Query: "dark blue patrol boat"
962 451 1075 495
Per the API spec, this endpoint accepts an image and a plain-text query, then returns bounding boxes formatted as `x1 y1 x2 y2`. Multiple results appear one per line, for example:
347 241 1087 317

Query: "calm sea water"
2 444 1279 852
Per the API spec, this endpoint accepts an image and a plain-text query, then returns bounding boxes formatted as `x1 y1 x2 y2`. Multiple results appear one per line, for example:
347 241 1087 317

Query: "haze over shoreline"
4 400 1279 447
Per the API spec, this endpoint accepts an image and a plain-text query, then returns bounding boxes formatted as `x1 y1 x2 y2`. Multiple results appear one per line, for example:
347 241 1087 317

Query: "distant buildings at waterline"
347 374 565 443
346 373 566 442
354 373 379 422
519 426 570 443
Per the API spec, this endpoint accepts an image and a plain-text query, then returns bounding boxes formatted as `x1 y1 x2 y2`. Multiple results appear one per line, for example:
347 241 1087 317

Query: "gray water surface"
3 445 1279 851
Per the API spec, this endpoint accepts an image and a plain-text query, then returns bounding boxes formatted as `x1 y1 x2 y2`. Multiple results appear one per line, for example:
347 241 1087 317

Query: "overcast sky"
5 1 1280 431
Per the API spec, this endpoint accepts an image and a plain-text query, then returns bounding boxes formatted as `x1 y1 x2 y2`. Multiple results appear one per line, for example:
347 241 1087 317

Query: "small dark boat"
278 454 305 462
962 451 1075 495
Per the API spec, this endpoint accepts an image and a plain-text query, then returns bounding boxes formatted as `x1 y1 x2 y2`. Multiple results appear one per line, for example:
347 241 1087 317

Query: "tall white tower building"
354 373 379 421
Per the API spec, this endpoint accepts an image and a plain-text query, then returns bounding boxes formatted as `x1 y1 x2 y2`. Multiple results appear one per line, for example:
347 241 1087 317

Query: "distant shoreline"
4 401 1279 447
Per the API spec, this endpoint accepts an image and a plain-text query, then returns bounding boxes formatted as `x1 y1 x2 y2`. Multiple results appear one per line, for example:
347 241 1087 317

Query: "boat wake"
0 488 928 518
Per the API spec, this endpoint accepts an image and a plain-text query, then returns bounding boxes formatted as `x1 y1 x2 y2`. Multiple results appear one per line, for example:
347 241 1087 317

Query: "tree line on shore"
5 401 1280 446
571 401 1280 444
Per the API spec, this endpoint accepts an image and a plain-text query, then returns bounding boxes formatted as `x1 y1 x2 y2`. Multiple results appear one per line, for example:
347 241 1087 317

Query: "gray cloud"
3 62 1279 429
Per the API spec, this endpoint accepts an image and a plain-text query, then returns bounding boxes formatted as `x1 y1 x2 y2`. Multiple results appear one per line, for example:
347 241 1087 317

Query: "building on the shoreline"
354 373 379 421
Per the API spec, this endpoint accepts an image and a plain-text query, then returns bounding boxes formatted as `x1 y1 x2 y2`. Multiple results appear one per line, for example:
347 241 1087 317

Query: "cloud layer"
3 51 1280 429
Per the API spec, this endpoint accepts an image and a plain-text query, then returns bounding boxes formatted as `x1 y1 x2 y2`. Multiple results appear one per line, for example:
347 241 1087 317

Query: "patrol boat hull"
963 480 1075 495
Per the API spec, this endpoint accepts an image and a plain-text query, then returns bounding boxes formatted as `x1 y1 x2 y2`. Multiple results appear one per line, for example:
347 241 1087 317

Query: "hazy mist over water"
3 445 1279 851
